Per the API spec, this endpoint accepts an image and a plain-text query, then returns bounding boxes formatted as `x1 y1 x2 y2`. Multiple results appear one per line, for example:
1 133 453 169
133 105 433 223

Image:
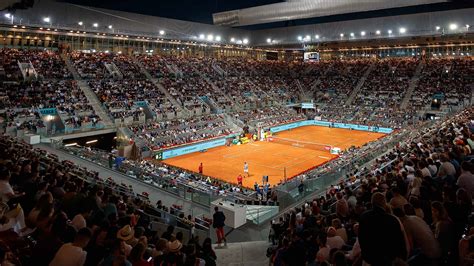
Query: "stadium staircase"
212 62 226 76
104 62 123 80
309 78 321 96
61 53 115 128
200 96 223 114
223 113 244 132
470 84 474 105
295 80 312 101
131 58 192 118
345 61 376 105
400 60 425 109
245 205 279 225
18 61 38 81
213 241 269 266
203 76 244 111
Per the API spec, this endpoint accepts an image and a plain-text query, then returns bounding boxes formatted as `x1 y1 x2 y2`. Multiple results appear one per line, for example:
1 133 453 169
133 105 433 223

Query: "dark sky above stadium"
62 0 474 29
62 0 283 24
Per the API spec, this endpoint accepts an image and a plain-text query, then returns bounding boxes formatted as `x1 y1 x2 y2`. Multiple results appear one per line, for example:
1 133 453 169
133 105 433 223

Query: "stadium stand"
267 108 474 265
0 4 472 264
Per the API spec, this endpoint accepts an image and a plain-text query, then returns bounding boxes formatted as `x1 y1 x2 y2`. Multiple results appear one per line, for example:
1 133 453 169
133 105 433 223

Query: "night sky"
61 0 283 24
60 0 474 29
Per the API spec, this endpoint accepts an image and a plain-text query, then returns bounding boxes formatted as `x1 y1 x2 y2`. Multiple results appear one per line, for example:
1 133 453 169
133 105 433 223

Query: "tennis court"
163 125 386 188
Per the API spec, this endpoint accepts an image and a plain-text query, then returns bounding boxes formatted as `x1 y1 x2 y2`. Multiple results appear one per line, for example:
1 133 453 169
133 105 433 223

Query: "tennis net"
268 136 332 152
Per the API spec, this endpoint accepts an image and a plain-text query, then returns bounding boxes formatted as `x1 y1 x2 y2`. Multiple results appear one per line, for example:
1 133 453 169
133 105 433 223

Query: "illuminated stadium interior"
0 0 473 265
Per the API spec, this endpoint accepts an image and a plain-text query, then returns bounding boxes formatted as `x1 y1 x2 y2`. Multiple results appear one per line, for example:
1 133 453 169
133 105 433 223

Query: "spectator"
457 162 474 197
49 227 92 266
359 192 408 265
212 207 226 247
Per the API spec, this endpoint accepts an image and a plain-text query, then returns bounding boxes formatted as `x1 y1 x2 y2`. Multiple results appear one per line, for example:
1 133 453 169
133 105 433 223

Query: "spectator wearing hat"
117 225 134 256
162 239 183 265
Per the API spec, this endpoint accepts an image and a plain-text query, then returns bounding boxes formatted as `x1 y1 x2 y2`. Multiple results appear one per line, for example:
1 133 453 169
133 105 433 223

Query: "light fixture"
361 31 366 36
4 13 11 18
230 37 235 42
435 26 440 30
350 32 354 37
64 143 77 147
305 35 311 41
215 36 221 42
387 29 393 34
85 140 98 144
108 25 113 29
243 38 249 44
466 24 470 30
93 23 98 28
159 30 165 35
315 35 320 39
199 34 205 40
43 17 51 23
340 33 344 37
297 36 302 41
376 30 381 35
399 27 406 34
449 23 458 30
267 38 272 43
206 34 213 41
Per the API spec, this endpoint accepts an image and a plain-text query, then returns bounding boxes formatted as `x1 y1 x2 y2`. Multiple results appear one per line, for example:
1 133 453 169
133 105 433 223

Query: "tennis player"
244 162 249 177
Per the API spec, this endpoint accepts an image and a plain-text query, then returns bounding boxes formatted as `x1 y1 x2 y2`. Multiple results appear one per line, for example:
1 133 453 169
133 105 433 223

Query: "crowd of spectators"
129 114 234 149
0 134 218 266
234 107 306 128
0 48 71 81
410 58 473 110
268 107 474 266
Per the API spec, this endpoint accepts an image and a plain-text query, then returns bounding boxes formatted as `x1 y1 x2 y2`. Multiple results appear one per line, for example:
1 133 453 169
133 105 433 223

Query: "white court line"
318 156 331 159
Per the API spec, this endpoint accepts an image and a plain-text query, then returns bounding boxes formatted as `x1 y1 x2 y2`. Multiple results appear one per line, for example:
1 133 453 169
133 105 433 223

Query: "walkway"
213 241 269 266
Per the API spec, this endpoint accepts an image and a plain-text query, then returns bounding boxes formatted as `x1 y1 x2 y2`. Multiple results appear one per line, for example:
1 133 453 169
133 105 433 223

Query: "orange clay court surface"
163 126 386 188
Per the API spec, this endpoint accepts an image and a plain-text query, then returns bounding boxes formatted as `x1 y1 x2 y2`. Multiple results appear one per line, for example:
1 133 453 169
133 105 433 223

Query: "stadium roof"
3 0 474 47
213 0 474 28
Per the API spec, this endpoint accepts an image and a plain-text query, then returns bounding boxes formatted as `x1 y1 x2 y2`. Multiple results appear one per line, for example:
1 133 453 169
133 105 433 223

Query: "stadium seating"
0 135 214 265
268 107 474 265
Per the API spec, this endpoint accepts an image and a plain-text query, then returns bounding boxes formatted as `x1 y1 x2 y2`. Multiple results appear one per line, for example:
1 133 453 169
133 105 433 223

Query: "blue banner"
270 120 393 134
134 101 148 107
39 108 57 115
162 137 227 159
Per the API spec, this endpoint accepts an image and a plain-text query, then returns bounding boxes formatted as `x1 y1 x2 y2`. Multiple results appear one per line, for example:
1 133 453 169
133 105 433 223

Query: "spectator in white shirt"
316 232 331 263
71 206 92 231
0 166 25 203
50 227 92 266
346 223 361 261
327 226 345 250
